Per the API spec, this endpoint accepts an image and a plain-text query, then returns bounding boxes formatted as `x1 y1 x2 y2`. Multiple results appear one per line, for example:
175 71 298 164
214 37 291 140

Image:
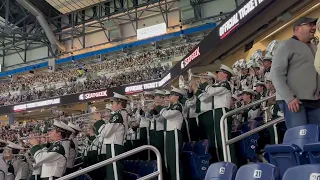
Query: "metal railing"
220 95 285 162
57 145 163 180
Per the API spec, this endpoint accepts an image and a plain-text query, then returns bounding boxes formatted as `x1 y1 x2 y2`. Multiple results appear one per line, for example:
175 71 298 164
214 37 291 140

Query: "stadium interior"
0 0 319 180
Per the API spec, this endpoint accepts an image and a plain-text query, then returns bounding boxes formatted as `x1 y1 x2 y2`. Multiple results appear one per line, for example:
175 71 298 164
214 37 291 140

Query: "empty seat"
138 160 157 178
265 124 320 177
183 140 211 180
283 164 320 180
235 163 279 180
304 142 320 164
204 162 237 180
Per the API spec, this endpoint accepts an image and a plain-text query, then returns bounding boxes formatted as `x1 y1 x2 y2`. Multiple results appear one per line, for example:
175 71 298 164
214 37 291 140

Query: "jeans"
278 102 320 129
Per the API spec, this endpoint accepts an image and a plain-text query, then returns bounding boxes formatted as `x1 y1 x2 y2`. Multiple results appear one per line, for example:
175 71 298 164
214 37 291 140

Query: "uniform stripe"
164 131 167 169
146 127 151 160
184 118 191 142
174 129 180 180
111 144 118 180
212 110 219 161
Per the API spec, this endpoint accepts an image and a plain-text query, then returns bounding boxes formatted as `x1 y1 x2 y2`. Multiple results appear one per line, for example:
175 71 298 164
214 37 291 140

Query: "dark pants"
188 117 199 141
166 129 183 180
105 144 124 180
278 102 320 129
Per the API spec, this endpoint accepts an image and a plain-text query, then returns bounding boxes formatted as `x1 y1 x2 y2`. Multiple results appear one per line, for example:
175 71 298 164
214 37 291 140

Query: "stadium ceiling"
45 0 106 14
0 0 223 68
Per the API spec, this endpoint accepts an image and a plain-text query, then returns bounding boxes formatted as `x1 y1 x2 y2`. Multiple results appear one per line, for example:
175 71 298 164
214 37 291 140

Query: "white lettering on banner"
137 23 167 40
125 73 171 94
219 0 265 39
79 90 108 100
181 47 200 69
158 73 171 87
13 98 60 112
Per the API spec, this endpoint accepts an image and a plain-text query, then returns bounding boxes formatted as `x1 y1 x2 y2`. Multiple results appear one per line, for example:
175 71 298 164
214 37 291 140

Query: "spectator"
271 16 319 129
314 18 320 74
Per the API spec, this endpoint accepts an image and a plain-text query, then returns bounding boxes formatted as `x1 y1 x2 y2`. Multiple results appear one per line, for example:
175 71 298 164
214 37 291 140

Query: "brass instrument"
18 136 49 141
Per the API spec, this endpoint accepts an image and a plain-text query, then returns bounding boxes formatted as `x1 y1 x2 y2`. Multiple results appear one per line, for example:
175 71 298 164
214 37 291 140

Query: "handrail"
57 145 163 180
220 95 276 162
227 117 284 145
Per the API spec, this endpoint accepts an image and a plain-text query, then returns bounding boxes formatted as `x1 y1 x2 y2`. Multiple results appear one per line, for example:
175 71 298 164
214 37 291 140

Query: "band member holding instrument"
0 140 7 180
93 92 129 180
4 142 29 180
157 86 186 180
29 120 74 180
149 90 165 161
66 122 81 175
190 72 216 161
197 65 237 164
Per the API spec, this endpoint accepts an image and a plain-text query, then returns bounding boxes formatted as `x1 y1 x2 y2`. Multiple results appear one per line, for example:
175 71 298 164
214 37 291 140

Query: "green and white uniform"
149 106 165 161
94 109 127 180
30 141 67 180
185 94 199 141
160 102 184 180
198 80 235 163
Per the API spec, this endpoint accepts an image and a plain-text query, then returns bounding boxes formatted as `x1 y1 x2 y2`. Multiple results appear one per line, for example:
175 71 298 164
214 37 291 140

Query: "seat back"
283 164 320 180
194 140 209 155
283 124 320 149
183 141 196 152
204 162 237 180
138 161 149 177
235 163 279 180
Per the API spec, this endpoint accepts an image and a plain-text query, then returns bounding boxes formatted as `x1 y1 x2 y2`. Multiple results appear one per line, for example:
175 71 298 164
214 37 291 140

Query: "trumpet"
19 136 49 140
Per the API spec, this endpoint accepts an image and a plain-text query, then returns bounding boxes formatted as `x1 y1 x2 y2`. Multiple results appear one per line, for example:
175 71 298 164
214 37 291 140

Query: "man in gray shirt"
271 17 318 129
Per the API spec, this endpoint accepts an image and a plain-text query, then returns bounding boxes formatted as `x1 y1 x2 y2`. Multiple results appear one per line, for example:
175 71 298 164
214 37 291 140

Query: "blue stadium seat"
124 171 141 180
265 124 320 177
234 121 260 161
138 160 157 178
234 163 279 180
204 162 237 180
304 142 320 164
183 141 196 152
77 174 92 180
282 164 320 180
182 140 211 180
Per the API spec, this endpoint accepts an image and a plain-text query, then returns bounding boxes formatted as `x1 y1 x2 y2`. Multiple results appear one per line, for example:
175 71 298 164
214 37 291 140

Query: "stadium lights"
261 2 320 41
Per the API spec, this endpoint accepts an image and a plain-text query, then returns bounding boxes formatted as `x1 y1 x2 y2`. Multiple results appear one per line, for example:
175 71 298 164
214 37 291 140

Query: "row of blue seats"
265 124 320 178
182 140 211 180
205 161 320 180
123 160 157 179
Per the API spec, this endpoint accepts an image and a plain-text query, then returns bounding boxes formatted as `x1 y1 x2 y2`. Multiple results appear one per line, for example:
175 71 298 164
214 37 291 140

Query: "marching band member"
190 72 216 160
135 103 150 160
93 92 129 180
29 120 73 180
157 86 186 180
0 140 7 180
240 89 260 122
197 64 236 162
149 90 165 161
255 81 267 100
4 142 29 180
66 122 81 175
262 54 272 81
164 90 171 107
185 88 199 141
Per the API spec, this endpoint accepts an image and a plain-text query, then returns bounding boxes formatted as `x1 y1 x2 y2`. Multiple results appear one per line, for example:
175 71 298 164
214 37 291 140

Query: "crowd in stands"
0 42 198 106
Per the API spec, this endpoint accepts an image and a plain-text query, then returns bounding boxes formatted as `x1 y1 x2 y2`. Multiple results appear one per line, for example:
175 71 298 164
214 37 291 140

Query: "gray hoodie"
271 37 319 104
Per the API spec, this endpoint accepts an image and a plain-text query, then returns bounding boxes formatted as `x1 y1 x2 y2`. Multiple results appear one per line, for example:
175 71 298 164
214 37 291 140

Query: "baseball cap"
293 17 318 30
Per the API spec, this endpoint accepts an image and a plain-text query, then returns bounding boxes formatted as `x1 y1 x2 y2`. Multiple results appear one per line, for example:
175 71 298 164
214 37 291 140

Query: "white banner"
137 23 167 40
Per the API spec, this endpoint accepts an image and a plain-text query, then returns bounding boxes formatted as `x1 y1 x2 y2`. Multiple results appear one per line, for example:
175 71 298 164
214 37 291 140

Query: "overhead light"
261 2 320 41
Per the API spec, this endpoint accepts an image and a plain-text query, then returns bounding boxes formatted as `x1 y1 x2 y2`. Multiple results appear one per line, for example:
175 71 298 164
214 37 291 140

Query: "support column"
9 114 14 125
48 58 56 72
